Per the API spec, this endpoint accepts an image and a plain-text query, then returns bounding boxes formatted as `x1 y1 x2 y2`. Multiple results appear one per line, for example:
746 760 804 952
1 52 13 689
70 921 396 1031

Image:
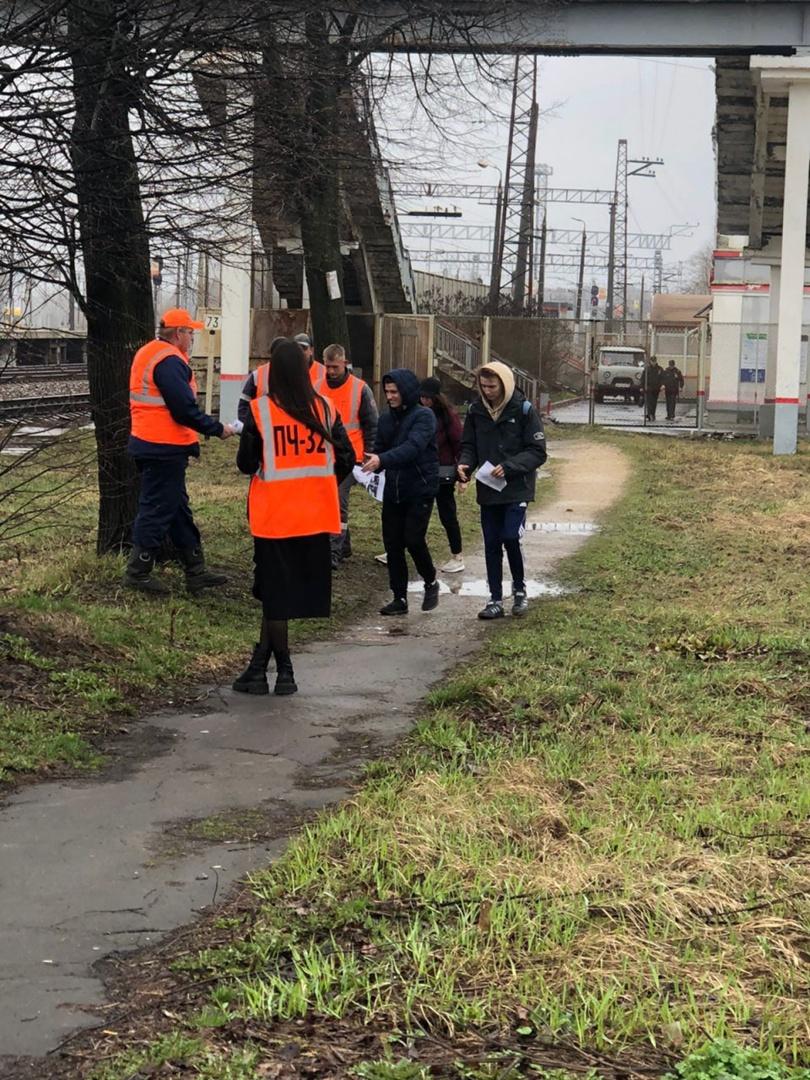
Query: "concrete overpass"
366 2 809 55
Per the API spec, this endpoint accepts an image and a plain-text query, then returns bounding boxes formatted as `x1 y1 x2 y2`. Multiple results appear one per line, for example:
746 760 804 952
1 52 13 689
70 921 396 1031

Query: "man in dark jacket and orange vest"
237 332 326 425
363 368 439 616
458 361 547 620
321 343 378 569
125 307 235 595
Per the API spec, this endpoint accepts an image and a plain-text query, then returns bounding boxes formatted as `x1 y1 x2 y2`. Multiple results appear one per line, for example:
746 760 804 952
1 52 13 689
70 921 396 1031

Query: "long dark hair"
425 390 456 439
267 340 333 443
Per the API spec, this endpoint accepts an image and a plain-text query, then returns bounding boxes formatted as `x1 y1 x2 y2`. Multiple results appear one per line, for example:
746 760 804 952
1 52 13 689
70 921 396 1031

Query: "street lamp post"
479 159 504 313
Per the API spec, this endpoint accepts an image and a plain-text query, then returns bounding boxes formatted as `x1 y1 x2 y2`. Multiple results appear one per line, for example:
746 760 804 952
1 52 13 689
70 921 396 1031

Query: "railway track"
0 365 87 384
0 394 91 421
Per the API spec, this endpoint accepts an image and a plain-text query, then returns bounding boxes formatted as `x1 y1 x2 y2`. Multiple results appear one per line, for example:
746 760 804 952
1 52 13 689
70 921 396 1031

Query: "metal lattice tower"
614 138 629 327
496 56 539 312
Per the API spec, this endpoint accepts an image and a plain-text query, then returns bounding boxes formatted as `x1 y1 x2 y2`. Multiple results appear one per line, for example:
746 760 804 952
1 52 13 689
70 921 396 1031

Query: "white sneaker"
440 556 465 574
374 552 388 565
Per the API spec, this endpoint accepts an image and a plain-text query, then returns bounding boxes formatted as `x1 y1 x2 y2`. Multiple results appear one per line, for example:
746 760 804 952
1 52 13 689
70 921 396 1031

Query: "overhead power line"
400 221 673 250
393 182 614 205
407 251 665 272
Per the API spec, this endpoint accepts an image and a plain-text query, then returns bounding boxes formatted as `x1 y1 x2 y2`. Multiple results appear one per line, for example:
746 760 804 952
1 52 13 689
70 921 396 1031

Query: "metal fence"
374 313 540 407
548 319 810 435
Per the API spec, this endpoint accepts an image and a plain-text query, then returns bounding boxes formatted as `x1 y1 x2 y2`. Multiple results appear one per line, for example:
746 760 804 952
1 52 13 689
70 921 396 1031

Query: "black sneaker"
512 591 529 617
478 600 505 621
422 580 440 612
380 597 408 616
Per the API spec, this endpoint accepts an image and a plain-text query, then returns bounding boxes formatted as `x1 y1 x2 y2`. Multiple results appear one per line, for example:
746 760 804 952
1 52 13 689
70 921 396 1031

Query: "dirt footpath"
0 439 629 1066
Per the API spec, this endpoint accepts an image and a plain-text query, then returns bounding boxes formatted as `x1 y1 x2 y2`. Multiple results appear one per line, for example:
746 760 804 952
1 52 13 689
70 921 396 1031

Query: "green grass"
83 435 810 1078
0 436 485 783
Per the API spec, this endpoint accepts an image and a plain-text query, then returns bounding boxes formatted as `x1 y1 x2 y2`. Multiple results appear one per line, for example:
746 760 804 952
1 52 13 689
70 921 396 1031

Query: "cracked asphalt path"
0 439 628 1063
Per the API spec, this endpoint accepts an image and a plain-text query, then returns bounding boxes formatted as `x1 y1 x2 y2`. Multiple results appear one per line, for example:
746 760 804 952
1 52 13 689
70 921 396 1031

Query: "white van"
594 346 646 404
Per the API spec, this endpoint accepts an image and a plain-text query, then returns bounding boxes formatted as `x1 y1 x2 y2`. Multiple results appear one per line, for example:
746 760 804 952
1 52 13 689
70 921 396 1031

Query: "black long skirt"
252 534 332 620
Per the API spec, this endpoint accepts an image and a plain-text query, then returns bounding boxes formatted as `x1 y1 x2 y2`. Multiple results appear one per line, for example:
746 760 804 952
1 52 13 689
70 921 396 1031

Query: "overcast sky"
381 55 716 295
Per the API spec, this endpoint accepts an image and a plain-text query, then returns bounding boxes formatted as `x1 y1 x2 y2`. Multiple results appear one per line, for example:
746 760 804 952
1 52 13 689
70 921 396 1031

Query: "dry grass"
62 436 810 1079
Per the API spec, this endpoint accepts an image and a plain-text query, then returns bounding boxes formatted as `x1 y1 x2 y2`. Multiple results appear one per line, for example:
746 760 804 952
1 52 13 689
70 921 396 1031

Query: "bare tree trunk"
299 13 350 352
68 0 153 554
255 13 350 353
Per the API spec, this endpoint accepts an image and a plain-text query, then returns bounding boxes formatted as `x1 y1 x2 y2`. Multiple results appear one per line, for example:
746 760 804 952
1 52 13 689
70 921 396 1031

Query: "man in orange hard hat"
125 307 235 595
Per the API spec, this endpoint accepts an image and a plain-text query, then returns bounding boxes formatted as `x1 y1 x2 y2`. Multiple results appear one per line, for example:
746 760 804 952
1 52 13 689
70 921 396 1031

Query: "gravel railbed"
0 379 89 401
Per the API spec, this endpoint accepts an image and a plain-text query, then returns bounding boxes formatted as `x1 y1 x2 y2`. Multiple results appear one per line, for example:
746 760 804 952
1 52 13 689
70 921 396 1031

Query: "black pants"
382 497 436 600
665 389 678 419
480 503 526 602
645 388 660 420
132 456 200 552
435 483 462 555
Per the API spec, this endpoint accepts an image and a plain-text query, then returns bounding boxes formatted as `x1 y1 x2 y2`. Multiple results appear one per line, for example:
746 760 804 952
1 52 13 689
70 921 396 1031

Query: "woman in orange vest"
233 339 355 696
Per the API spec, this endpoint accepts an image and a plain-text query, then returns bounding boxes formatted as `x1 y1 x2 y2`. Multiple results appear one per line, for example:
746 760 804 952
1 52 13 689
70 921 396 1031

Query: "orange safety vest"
321 373 365 461
129 339 199 446
247 395 340 539
254 359 326 397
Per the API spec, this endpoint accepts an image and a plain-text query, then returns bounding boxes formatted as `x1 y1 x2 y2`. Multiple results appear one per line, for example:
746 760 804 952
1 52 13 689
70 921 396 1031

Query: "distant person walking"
233 340 355 696
321 343 378 569
125 307 235 595
419 377 465 573
363 368 440 616
458 362 547 620
237 333 326 425
644 356 664 421
661 358 685 421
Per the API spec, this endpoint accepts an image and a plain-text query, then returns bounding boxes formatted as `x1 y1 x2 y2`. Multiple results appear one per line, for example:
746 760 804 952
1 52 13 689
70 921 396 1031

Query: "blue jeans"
132 456 201 552
480 503 526 602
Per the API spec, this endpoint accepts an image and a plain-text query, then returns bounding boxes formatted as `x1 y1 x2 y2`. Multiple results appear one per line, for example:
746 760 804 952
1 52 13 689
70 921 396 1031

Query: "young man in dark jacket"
363 368 440 616
661 358 685 421
644 356 665 420
458 361 547 620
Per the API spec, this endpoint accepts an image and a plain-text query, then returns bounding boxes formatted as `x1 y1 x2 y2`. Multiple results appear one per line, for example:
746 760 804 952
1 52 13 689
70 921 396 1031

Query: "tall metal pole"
497 57 539 313
497 56 521 308
575 224 586 322
614 139 629 331
639 274 645 324
537 212 547 313
606 200 616 325
513 82 539 311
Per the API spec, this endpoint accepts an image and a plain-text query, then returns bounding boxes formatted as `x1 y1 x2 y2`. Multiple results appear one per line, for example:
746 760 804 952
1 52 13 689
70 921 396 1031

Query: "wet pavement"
0 439 630 1063
553 397 696 431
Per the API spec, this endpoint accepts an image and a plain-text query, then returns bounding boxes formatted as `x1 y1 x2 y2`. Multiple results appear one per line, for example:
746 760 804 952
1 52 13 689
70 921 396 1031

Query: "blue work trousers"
480 502 526 602
131 456 201 552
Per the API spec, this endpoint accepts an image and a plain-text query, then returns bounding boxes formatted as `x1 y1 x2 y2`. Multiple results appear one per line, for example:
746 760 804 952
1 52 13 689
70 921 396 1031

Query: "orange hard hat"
160 307 204 330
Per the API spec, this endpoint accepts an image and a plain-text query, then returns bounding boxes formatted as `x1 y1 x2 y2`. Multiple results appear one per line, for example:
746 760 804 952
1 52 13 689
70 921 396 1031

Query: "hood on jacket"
478 361 515 422
383 367 421 410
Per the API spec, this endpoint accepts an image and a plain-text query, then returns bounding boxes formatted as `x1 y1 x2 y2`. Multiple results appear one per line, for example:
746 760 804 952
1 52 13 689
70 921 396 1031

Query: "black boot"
180 546 228 594
123 547 169 595
232 642 271 695
274 652 298 696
